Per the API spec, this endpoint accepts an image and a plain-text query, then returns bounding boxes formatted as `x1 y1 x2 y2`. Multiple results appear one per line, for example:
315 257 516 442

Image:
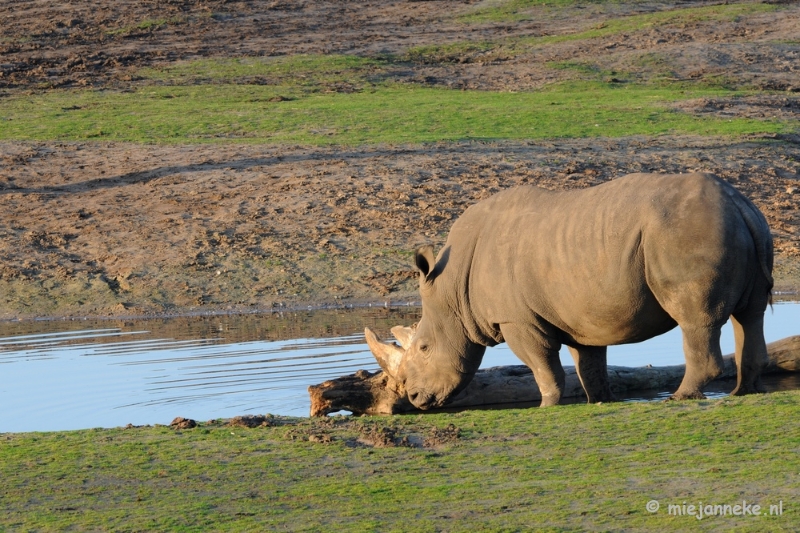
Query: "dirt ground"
3 0 800 92
1 0 799 319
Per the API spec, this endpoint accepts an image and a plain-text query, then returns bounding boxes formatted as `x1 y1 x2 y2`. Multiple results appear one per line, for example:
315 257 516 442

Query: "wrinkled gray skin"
397 173 774 409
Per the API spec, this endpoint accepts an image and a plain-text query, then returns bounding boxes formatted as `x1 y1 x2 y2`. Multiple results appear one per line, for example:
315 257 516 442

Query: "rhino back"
448 173 765 346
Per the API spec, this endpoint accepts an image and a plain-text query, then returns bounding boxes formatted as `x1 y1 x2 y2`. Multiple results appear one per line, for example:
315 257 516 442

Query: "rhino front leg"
567 345 615 403
500 323 565 407
671 324 724 400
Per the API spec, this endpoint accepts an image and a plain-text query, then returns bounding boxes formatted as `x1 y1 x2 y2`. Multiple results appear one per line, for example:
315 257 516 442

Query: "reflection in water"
616 373 800 403
0 328 384 433
0 302 798 433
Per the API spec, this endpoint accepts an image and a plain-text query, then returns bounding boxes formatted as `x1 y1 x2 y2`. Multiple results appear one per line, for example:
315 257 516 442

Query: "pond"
1 302 798 433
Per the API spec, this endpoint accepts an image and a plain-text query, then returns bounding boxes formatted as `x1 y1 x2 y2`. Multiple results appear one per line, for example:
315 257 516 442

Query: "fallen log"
308 335 800 416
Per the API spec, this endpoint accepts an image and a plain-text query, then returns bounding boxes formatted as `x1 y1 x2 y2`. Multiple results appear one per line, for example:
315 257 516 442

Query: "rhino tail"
724 183 774 298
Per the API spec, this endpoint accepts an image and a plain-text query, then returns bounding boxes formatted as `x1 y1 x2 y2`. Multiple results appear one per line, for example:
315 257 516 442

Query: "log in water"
308 335 800 416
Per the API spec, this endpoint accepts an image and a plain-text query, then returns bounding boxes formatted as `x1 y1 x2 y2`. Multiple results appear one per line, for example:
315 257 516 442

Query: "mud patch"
357 425 413 448
227 414 275 428
279 418 464 449
364 270 419 296
307 433 334 444
424 424 462 448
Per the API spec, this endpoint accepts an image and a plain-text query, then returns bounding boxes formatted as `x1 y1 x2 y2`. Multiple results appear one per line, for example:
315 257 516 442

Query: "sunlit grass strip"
412 2 781 62
458 0 636 23
139 54 385 85
0 82 791 145
1 392 799 530
519 2 781 44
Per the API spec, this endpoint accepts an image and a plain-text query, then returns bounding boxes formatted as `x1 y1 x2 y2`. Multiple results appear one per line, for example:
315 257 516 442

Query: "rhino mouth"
409 377 467 409
407 389 440 410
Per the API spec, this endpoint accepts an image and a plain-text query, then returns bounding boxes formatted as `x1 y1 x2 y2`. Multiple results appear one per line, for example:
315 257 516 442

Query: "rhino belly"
548 285 679 348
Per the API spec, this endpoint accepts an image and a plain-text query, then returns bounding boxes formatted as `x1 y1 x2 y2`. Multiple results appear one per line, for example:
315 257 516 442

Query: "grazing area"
0 0 798 319
2 392 798 531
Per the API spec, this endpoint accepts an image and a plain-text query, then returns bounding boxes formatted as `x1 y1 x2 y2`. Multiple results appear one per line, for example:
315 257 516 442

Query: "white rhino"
369 173 774 409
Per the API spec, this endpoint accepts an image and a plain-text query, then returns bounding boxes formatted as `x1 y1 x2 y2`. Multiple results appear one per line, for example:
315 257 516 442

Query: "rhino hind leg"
730 311 768 395
568 345 615 403
500 323 565 407
670 324 725 400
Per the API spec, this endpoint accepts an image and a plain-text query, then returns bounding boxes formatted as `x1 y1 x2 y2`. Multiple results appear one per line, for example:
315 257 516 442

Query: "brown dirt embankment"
1 135 798 320
1 0 799 318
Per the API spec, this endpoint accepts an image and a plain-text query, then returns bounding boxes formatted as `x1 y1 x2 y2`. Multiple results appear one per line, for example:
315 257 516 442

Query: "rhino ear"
414 245 436 279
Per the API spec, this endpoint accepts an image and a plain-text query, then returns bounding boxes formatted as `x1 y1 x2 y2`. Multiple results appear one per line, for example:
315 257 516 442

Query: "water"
1 302 798 433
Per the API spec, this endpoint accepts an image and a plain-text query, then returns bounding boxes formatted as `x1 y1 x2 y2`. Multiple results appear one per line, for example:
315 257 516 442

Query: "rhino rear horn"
365 327 405 378
390 324 417 351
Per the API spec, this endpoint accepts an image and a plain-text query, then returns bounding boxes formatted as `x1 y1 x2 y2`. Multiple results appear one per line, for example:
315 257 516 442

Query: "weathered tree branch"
308 335 800 416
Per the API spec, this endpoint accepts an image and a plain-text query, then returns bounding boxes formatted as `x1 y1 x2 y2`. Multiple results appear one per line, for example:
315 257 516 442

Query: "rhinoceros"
368 172 774 409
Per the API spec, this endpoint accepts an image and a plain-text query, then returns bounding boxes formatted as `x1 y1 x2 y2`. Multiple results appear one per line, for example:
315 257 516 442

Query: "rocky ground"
0 0 798 319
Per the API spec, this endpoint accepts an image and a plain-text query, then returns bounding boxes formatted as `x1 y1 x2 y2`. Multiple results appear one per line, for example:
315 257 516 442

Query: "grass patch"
403 41 500 64
548 58 745 90
0 81 791 145
458 0 642 24
549 60 612 77
1 391 798 531
139 54 387 87
531 2 780 42
413 2 781 62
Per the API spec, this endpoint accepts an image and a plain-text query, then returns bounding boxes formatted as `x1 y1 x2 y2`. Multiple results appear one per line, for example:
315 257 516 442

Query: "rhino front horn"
365 327 405 378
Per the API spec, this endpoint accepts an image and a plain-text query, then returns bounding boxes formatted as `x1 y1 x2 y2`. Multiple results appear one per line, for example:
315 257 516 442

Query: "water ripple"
0 303 797 432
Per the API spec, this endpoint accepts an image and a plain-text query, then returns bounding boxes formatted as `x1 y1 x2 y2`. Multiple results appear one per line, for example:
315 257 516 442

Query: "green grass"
140 54 386 86
524 2 779 43
458 0 641 24
2 391 798 531
414 2 781 62
0 81 791 145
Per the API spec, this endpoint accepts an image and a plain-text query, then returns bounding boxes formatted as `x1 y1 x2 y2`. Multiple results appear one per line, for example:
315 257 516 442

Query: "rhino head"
365 245 486 410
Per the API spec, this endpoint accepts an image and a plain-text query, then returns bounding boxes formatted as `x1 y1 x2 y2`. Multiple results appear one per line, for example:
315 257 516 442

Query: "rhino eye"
419 343 433 361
